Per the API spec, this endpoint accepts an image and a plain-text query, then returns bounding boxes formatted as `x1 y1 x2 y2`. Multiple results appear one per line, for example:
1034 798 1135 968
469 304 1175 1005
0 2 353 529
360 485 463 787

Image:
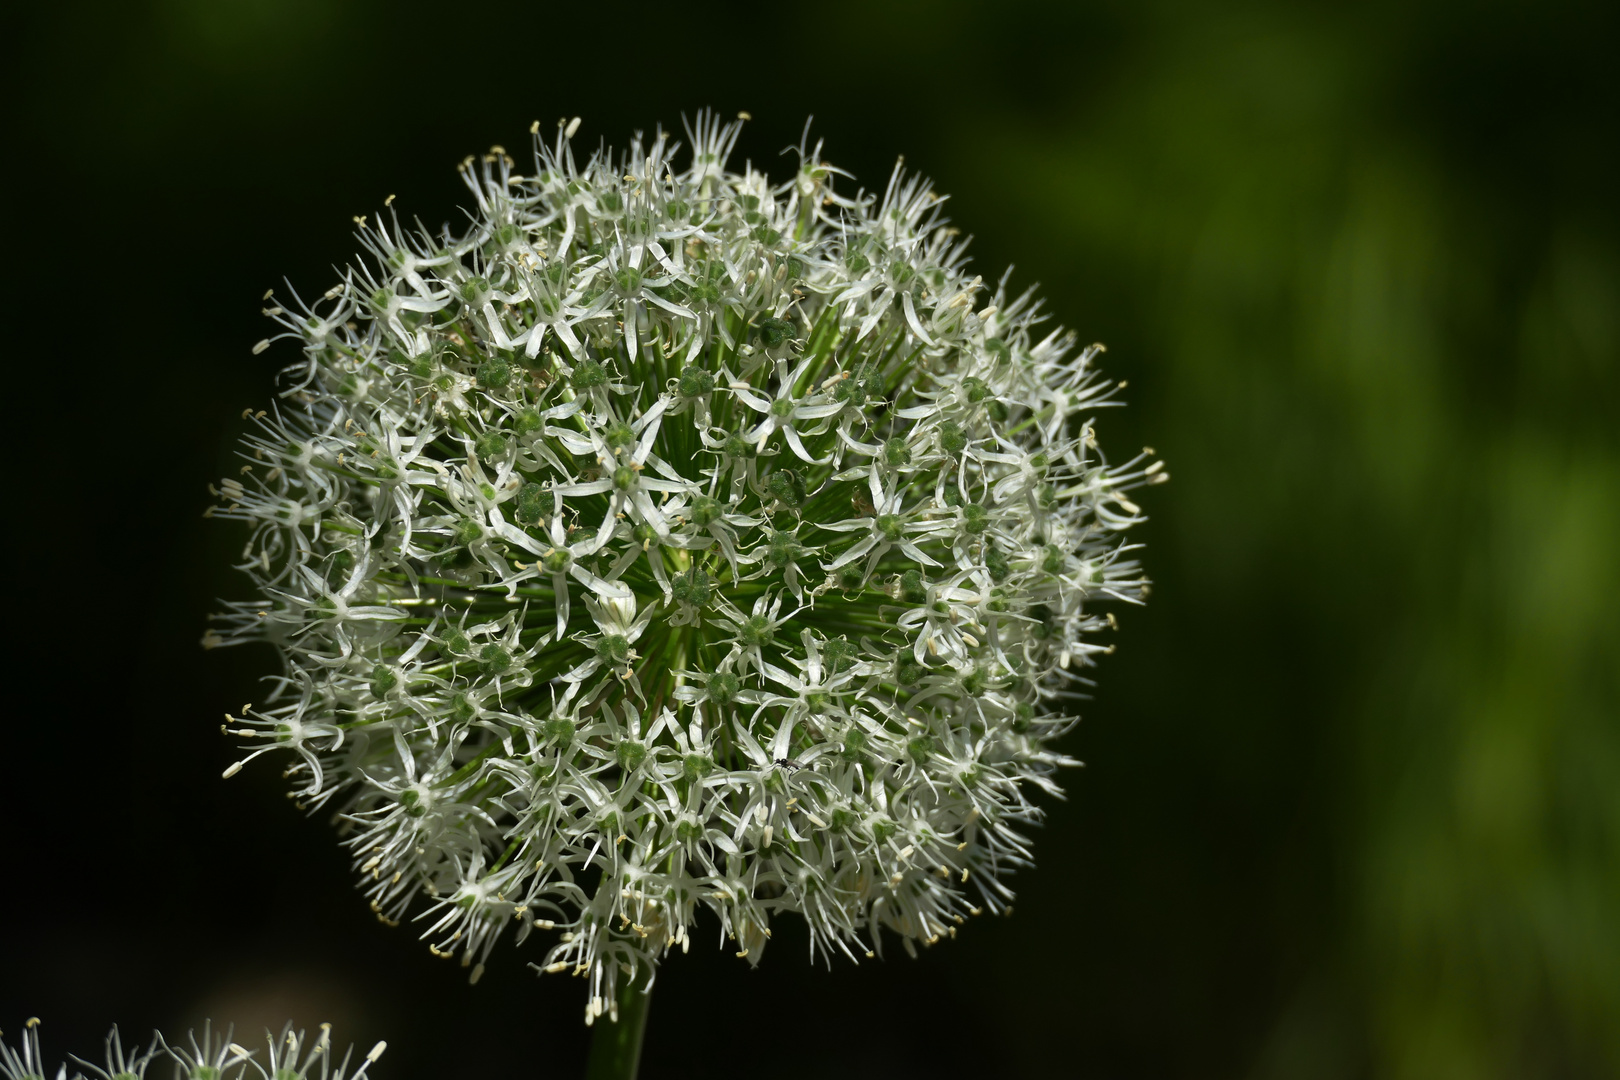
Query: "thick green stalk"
584 977 652 1080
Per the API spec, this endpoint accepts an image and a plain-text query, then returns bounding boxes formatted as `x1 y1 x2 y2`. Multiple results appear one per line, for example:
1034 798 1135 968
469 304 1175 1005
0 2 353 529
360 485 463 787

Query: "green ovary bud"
939 420 968 455
907 735 935 763
570 359 608 391
369 665 398 697
1042 545 1066 574
516 482 545 524
757 317 793 347
900 569 927 605
707 670 741 706
883 436 911 467
513 407 543 436
1028 604 1057 640
479 643 512 673
477 357 512 389
766 471 805 509
835 376 868 408
596 635 631 664
400 786 429 818
678 365 715 398
683 753 714 781
453 518 482 546
613 465 637 490
840 727 867 760
616 740 648 770
896 656 926 686
603 420 636 452
689 494 722 527
614 266 643 296
963 503 991 533
475 430 508 460
671 568 712 607
739 615 776 648
766 534 799 568
542 547 571 573
545 717 575 745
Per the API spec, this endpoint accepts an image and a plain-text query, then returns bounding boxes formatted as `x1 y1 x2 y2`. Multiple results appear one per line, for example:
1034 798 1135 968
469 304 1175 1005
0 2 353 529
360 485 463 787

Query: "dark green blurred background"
6 1 1616 1077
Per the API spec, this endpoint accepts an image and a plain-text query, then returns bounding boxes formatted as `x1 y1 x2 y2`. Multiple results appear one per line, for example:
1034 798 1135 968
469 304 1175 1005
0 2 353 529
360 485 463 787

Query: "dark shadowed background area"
5 1 1616 1077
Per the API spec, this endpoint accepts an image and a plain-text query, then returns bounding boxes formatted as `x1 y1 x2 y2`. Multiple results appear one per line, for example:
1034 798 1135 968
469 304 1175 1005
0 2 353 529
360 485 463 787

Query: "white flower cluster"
0 1019 384 1080
207 113 1164 1021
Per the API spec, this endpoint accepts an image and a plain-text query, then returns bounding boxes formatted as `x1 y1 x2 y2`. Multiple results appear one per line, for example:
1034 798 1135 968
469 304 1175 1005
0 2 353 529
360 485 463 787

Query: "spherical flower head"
207 112 1166 1021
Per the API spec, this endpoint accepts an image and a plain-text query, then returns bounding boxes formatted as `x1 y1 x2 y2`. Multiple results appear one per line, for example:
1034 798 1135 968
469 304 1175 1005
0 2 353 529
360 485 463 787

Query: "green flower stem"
585 977 651 1080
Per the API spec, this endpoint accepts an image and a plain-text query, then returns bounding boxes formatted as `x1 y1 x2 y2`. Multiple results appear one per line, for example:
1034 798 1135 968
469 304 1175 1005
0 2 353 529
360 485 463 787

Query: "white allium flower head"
208 112 1166 1021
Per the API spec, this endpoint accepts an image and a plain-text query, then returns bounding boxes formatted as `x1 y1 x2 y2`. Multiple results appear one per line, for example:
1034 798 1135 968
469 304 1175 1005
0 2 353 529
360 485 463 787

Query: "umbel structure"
206 112 1164 1022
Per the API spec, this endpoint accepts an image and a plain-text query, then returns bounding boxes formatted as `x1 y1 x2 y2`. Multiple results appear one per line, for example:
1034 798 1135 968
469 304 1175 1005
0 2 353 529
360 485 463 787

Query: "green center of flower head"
210 110 1162 1020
